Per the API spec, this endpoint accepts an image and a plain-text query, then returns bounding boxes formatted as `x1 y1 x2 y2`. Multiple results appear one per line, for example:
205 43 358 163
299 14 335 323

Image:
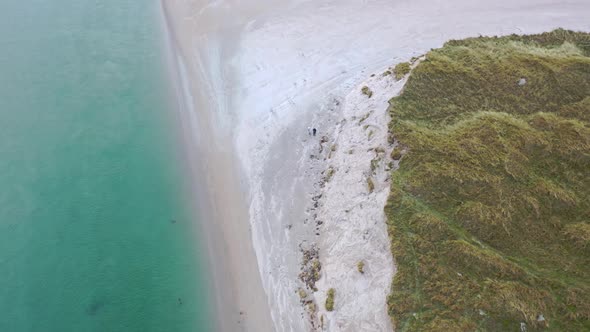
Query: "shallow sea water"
0 1 211 331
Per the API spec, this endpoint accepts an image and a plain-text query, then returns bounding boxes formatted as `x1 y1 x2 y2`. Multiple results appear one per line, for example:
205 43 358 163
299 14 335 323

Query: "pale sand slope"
163 0 590 331
312 69 412 331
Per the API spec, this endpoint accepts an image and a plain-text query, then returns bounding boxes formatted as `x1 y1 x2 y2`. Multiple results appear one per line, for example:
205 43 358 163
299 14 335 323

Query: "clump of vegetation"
311 260 321 279
393 62 411 80
370 156 381 173
357 261 365 274
386 161 394 172
325 288 336 311
385 29 590 331
390 147 403 160
367 177 375 193
358 110 373 124
327 144 338 159
325 167 335 182
361 86 373 98
383 69 392 76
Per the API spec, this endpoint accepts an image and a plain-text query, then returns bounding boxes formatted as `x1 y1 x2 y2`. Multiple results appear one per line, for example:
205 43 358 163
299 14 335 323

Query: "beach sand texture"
162 0 590 331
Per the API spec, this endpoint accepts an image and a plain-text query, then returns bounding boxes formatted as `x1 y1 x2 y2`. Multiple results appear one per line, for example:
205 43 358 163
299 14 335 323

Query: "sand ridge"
311 68 407 331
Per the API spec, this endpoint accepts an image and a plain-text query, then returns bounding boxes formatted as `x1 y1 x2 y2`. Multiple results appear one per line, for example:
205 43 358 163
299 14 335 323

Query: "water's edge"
159 1 275 330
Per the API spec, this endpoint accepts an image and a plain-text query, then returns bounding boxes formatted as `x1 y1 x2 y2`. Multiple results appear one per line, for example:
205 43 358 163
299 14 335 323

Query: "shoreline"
160 0 590 331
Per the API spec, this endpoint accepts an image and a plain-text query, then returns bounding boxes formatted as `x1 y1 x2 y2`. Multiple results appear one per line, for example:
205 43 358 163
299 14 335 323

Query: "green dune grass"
385 29 590 331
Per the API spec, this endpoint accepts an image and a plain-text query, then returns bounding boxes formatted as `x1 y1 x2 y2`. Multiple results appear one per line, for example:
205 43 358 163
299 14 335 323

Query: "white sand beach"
161 0 590 331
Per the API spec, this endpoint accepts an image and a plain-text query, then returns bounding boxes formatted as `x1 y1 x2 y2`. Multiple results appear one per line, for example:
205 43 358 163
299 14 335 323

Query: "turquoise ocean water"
0 1 211 331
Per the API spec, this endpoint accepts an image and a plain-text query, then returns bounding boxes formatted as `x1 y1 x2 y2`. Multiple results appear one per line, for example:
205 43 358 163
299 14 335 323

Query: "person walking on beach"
312 128 317 136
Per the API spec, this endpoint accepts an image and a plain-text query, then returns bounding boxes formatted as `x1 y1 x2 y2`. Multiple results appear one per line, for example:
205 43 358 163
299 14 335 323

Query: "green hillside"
386 29 590 331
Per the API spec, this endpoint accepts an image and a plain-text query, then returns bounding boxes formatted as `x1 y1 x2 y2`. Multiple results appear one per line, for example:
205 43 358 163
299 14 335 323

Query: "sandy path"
162 0 590 331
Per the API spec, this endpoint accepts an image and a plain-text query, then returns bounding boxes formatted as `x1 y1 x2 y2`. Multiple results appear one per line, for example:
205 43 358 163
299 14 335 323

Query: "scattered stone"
299 244 321 291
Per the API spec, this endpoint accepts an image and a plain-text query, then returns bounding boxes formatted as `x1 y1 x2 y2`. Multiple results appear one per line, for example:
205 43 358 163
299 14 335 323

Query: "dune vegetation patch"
325 288 336 312
385 29 590 331
393 62 411 80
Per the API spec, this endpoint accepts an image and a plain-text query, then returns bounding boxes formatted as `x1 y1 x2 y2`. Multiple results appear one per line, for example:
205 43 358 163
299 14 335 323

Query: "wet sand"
161 2 274 331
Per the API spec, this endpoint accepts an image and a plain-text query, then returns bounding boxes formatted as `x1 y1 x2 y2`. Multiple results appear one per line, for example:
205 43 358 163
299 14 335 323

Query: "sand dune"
162 0 590 330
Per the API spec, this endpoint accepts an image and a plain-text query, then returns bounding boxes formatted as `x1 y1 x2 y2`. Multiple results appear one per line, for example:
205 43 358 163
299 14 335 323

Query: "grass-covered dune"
386 29 590 331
